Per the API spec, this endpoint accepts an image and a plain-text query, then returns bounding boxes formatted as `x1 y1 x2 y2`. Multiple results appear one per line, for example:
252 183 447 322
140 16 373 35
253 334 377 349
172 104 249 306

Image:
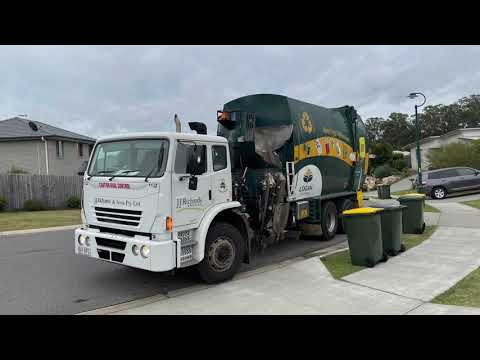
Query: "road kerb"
0 224 81 236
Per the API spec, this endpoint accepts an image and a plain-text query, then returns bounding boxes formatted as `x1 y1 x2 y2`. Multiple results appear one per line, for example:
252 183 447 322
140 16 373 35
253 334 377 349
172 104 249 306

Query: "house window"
56 141 64 158
78 143 83 157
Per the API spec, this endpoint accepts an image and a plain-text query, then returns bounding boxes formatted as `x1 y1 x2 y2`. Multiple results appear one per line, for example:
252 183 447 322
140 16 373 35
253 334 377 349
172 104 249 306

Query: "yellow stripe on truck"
294 136 354 166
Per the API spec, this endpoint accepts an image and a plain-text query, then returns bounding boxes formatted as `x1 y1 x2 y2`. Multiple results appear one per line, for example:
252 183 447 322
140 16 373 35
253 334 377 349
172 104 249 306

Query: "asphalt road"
0 229 345 314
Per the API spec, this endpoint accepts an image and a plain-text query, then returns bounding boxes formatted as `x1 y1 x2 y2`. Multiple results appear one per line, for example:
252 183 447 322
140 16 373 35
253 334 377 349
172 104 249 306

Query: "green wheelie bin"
398 193 426 234
369 203 406 256
342 207 388 267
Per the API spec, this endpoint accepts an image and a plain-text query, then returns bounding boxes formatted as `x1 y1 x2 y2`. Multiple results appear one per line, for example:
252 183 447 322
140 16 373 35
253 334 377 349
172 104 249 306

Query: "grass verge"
432 266 480 308
0 209 81 232
321 225 438 279
424 203 440 213
462 200 480 210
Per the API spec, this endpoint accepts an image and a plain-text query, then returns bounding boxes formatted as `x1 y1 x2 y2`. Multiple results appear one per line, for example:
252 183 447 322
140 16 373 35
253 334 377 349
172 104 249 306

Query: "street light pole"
408 92 426 186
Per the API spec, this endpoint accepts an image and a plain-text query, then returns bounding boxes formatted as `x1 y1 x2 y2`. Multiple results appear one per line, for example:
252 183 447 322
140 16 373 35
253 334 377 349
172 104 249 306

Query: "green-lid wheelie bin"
369 203 406 256
398 193 426 234
342 207 388 268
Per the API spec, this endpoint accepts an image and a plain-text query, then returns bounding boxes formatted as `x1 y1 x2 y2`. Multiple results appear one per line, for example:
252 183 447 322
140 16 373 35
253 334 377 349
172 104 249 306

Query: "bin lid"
398 193 426 201
369 203 406 211
342 207 383 216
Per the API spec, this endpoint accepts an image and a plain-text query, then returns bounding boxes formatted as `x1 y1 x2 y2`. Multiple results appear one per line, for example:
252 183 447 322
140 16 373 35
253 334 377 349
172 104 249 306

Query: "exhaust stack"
174 114 181 133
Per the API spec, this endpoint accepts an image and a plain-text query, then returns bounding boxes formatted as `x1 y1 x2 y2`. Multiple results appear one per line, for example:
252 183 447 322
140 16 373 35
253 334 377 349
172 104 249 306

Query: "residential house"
0 117 96 176
404 127 480 171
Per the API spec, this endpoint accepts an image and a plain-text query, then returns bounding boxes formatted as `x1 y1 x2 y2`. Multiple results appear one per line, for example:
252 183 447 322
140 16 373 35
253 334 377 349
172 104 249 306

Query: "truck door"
210 144 231 205
172 141 213 230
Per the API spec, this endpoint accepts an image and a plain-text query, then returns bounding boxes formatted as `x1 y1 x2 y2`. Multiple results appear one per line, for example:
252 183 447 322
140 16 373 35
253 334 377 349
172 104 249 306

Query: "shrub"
374 164 392 178
67 196 81 209
371 142 393 168
8 165 29 174
427 140 480 170
0 197 7 211
24 199 46 211
391 158 407 171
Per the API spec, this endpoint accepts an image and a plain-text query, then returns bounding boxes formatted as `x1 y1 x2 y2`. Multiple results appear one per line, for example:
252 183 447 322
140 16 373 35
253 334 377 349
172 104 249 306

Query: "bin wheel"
415 222 426 234
365 258 375 268
388 249 398 256
381 252 389 262
399 244 406 253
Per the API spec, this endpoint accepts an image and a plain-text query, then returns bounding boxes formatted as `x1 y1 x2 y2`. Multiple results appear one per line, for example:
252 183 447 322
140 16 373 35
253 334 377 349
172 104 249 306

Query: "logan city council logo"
303 168 313 182
300 112 314 134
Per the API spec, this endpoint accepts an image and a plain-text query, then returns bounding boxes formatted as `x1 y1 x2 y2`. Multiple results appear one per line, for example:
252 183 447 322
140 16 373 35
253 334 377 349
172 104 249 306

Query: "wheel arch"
192 202 252 263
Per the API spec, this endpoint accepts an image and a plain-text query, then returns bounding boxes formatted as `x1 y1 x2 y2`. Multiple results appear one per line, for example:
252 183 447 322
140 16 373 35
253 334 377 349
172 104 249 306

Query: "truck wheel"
338 199 355 234
321 201 338 240
197 222 245 284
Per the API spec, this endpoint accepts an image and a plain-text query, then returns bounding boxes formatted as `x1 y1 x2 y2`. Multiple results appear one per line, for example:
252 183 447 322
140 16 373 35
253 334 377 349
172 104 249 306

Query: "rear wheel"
338 198 355 234
321 201 338 240
197 222 245 284
431 186 447 199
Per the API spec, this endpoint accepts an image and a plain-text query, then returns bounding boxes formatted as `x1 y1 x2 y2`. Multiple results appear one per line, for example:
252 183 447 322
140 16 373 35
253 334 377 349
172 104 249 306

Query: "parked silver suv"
416 167 480 199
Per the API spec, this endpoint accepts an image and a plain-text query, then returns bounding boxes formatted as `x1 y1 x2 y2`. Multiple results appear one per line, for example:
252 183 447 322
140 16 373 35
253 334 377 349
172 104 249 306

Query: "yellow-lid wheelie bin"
369 203 407 256
342 207 388 267
398 193 426 234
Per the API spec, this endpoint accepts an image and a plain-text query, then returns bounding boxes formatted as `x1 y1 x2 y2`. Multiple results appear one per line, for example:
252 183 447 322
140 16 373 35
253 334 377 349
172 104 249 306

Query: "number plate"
78 246 91 256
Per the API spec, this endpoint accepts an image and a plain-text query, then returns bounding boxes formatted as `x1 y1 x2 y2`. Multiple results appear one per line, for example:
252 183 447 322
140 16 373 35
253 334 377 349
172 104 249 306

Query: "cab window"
175 142 207 175
212 145 227 172
457 168 476 176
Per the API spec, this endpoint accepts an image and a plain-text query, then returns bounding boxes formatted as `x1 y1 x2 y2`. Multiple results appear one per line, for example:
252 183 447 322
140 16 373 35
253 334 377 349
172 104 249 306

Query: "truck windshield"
88 139 169 178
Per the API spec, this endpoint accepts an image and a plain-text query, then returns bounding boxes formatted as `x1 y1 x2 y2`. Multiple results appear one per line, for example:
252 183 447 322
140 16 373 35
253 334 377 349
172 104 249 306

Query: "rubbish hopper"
377 184 391 199
370 203 406 256
342 207 388 267
398 193 426 234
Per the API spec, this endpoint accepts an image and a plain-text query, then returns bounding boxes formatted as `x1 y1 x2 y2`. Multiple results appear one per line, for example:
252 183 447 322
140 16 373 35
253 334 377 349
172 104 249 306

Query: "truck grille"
95 237 127 250
95 207 142 227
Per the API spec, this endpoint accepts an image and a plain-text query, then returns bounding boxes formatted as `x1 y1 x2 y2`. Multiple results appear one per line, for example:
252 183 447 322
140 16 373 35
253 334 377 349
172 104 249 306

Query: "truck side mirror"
187 149 205 176
188 175 198 190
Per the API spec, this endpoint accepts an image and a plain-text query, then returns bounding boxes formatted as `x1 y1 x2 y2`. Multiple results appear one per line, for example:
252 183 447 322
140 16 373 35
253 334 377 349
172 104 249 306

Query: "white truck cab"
75 131 251 283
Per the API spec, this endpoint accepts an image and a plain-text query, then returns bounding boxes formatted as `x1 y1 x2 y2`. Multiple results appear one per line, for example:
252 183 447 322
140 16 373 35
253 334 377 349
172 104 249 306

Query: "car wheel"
431 186 447 199
337 198 355 234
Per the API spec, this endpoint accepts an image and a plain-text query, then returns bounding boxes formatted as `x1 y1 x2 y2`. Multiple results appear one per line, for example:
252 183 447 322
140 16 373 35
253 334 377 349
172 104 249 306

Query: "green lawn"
433 267 480 308
0 209 81 232
321 226 438 279
462 200 480 210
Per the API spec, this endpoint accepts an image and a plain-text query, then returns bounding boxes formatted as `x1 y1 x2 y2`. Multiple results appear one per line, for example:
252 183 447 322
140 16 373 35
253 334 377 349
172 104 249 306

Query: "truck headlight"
132 244 140 256
78 234 88 246
140 245 150 258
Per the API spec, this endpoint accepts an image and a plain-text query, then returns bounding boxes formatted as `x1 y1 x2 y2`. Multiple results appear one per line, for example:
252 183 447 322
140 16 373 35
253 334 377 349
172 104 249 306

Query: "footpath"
81 202 480 315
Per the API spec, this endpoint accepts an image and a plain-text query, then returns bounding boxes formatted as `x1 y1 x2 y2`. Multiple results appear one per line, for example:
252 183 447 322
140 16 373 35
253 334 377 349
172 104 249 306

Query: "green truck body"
217 94 368 247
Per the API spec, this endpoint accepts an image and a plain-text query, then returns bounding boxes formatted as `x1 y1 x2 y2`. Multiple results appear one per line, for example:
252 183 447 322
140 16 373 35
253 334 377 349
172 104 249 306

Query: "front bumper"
74 227 176 272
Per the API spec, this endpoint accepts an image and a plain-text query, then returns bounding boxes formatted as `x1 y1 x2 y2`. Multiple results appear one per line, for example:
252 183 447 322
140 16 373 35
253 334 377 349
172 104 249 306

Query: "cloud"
1 45 479 138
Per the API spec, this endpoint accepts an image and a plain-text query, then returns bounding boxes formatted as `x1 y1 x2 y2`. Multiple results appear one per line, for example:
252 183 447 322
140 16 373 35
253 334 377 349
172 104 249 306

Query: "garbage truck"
74 94 368 283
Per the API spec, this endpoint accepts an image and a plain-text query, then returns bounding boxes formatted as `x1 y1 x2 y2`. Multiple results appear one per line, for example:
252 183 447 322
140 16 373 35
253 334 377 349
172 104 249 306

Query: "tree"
365 117 384 146
370 142 393 169
380 112 415 149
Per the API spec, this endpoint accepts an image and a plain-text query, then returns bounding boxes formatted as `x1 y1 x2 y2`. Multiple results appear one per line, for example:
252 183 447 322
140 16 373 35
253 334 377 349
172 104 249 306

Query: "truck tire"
338 198 355 234
321 201 338 240
197 222 245 284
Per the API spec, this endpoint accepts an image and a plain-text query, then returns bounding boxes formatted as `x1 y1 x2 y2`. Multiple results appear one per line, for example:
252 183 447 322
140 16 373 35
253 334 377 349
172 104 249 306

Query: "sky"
1 45 479 139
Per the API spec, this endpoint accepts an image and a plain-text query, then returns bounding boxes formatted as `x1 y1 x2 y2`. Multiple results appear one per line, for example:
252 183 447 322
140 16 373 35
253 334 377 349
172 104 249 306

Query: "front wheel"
197 222 245 284
431 186 447 200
